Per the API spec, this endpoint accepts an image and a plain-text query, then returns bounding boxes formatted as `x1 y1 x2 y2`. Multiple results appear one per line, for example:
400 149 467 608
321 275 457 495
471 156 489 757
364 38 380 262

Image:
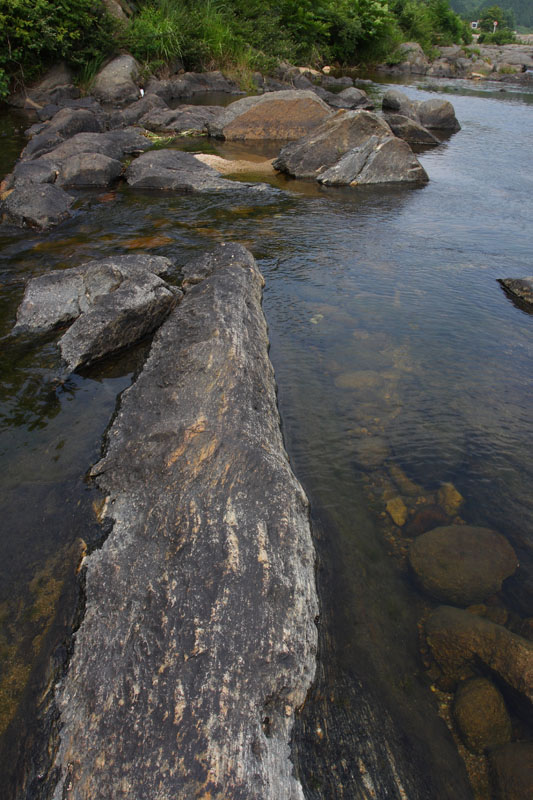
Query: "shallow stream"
0 78 532 797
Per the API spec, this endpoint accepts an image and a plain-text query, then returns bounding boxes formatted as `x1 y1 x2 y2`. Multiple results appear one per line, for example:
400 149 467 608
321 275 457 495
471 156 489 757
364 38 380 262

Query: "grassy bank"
0 0 472 99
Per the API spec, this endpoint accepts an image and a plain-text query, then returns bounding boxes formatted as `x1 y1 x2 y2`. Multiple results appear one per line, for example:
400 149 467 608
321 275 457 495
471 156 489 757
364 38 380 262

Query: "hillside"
449 0 533 29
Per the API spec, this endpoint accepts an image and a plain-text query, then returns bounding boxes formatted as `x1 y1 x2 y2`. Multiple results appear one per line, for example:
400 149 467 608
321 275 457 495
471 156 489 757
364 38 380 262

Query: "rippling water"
0 79 532 796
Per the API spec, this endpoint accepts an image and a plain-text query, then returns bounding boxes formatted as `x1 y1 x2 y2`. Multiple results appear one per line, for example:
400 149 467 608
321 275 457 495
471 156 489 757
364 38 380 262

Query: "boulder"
92 55 140 105
395 42 430 74
320 75 354 89
489 743 533 800
382 89 419 120
453 678 511 754
125 149 238 192
326 87 374 110
139 105 225 134
8 64 79 109
59 271 180 372
425 605 533 704
56 153 123 188
383 114 440 145
499 276 533 308
13 255 173 334
2 183 74 230
418 98 461 131
49 244 318 799
34 129 151 167
21 108 103 160
404 505 449 537
273 111 393 179
409 525 518 606
3 159 59 191
207 90 332 141
317 135 429 186
108 94 168 128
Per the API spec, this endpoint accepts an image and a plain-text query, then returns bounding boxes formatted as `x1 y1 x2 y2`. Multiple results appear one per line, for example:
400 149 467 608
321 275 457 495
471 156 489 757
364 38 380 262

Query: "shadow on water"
0 81 532 797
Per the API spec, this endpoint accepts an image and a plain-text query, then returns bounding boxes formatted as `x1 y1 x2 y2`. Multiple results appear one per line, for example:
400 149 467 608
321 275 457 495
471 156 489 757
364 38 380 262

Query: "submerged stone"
453 677 511 754
410 525 518 605
489 742 533 800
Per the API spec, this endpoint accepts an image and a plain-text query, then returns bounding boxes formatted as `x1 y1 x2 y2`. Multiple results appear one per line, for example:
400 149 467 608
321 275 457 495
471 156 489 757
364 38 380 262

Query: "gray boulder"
8 64 80 109
49 243 317 799
326 87 374 110
125 149 237 192
92 55 140 105
13 254 172 334
383 113 440 145
273 110 396 179
59 271 180 372
418 98 461 131
382 89 420 120
56 153 123 188
108 94 168 128
139 104 225 134
410 525 518 606
318 135 428 186
207 90 332 141
321 75 353 89
21 108 103 159
2 159 59 191
2 183 74 229
499 276 533 308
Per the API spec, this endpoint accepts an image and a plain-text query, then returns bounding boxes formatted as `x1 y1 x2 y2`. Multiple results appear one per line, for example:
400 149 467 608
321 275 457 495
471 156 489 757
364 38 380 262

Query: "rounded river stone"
453 677 511 754
409 525 518 606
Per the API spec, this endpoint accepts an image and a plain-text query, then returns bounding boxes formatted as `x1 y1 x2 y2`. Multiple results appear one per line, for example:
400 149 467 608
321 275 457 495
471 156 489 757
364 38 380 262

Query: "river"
0 77 532 798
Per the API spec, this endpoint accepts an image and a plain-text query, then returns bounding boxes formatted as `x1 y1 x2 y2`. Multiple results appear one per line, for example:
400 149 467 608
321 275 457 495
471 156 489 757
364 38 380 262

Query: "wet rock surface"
1 183 74 229
499 276 533 308
125 149 242 191
318 134 428 186
49 243 318 799
383 113 441 145
488 742 533 800
410 525 518 605
207 89 332 140
382 90 460 132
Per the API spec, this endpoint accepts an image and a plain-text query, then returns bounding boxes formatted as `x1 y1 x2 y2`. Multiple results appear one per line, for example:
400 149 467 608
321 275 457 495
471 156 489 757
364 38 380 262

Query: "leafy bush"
0 0 115 98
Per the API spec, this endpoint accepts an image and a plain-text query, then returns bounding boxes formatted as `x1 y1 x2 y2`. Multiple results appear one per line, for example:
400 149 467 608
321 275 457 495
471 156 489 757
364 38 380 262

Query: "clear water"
0 80 532 795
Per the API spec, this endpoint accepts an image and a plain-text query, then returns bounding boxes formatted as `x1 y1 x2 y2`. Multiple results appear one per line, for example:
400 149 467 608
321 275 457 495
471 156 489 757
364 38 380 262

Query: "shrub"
0 0 115 98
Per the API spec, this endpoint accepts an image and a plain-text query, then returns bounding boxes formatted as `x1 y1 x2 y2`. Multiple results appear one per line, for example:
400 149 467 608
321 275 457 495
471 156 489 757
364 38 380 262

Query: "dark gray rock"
384 113 440 145
56 153 123 188
33 129 151 167
49 243 318 799
207 90 332 141
2 183 74 229
418 98 461 131
139 104 225 134
499 276 533 308
3 159 59 191
273 110 395 179
108 94 168 128
321 75 354 89
8 63 79 109
125 149 237 192
382 89 419 120
410 525 517 606
92 55 141 105
13 254 173 334
21 108 103 159
325 86 374 110
59 271 180 372
318 135 428 186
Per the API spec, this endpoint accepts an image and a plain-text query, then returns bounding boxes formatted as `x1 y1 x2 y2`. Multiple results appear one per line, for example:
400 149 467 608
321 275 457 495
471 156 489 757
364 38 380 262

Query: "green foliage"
477 27 516 42
0 0 115 99
391 0 468 50
478 4 514 30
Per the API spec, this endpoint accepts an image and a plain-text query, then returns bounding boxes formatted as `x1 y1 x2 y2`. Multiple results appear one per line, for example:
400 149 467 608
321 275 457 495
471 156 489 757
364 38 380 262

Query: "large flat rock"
50 243 318 799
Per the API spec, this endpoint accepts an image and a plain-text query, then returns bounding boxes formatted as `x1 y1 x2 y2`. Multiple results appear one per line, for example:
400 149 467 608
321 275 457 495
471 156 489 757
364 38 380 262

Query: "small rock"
499 277 533 309
404 505 449 537
453 677 511 754
386 496 408 527
436 482 464 516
